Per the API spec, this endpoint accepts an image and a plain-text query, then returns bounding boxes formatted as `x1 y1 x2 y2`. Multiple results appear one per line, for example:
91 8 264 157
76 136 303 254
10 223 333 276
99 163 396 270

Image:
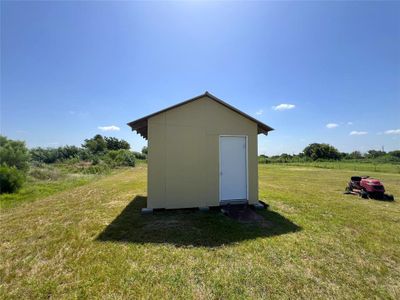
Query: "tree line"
29 135 147 163
0 135 148 194
259 143 400 163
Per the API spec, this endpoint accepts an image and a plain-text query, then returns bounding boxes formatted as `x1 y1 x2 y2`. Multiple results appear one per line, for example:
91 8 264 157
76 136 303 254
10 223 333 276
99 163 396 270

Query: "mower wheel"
385 194 395 201
360 190 368 199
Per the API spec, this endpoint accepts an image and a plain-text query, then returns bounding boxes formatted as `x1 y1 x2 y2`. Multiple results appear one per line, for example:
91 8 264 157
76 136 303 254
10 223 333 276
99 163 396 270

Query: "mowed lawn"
1 165 400 299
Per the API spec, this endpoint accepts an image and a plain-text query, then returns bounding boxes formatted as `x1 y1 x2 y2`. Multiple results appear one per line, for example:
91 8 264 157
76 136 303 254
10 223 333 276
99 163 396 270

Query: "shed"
128 92 273 211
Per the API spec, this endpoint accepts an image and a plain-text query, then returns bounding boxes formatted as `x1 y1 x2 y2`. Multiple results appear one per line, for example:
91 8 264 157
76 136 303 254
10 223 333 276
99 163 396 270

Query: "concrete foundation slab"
199 207 210 212
141 208 154 214
253 202 265 210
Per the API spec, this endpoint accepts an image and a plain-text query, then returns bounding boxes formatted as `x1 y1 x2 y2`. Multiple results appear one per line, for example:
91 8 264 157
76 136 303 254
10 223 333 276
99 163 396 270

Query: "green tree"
365 150 386 159
141 146 148 155
104 137 130 151
388 150 400 159
348 151 363 159
0 136 30 171
303 143 340 160
82 135 107 154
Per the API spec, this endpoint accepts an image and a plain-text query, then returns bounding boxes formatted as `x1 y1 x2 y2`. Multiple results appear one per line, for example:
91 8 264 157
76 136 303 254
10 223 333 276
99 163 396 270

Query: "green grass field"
0 174 94 209
1 164 399 299
265 161 400 174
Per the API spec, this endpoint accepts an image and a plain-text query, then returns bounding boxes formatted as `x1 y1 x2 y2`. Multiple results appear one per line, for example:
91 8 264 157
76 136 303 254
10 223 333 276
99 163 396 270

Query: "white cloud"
384 129 400 135
350 131 368 136
347 122 353 125
326 123 339 129
255 109 263 115
272 104 295 111
98 125 120 131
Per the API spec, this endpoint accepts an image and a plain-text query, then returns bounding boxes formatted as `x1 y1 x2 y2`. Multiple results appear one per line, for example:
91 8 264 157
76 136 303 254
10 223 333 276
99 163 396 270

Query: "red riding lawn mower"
344 176 395 201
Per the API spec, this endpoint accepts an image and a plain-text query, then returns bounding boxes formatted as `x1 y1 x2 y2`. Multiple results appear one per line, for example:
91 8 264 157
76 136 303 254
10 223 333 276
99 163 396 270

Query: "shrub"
78 149 94 161
30 147 59 163
91 156 101 165
63 157 81 165
31 161 45 168
30 146 82 163
0 166 25 194
133 151 146 160
83 163 111 174
115 150 136 167
106 150 136 167
373 154 400 164
57 145 80 160
258 156 268 164
0 136 30 171
106 150 117 161
29 167 63 181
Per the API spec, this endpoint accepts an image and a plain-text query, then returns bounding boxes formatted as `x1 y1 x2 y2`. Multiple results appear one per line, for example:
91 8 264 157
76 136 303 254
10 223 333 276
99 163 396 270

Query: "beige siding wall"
147 96 258 209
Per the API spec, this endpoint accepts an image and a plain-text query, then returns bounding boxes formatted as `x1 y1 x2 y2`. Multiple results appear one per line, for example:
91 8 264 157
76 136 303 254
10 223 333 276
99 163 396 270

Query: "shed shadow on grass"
97 196 301 248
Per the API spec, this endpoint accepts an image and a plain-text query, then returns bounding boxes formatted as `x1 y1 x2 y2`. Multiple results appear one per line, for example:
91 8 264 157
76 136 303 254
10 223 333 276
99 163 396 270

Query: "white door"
219 136 247 202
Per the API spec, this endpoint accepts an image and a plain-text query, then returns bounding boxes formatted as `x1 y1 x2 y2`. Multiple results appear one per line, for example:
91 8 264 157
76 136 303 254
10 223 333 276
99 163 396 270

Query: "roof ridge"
127 92 274 139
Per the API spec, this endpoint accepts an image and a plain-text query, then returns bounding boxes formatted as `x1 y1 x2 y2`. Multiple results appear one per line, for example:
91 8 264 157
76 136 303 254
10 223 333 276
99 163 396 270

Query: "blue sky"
1 1 399 155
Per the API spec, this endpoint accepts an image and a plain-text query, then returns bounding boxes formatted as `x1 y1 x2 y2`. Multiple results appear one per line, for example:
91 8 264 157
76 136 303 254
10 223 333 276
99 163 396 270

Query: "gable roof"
127 92 274 139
